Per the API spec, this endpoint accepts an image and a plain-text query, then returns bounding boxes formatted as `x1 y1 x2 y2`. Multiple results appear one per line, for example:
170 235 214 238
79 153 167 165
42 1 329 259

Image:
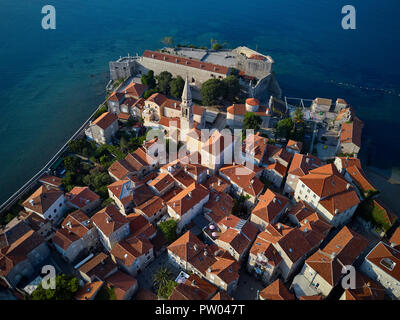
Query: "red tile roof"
105 270 137 300
92 112 118 130
219 164 263 197
299 164 351 198
22 185 64 214
343 272 385 300
346 165 377 193
110 235 153 267
168 231 206 261
365 241 400 282
75 281 104 300
251 189 289 224
143 50 229 75
306 226 368 286
259 279 295 300
90 205 128 237
122 82 148 98
38 174 62 188
340 117 363 148
167 183 209 216
204 192 234 224
66 186 100 209
135 196 165 218
286 140 303 152
169 274 217 300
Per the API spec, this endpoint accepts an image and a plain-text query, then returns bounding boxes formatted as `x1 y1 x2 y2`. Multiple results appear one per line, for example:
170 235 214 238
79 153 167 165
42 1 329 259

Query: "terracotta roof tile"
91 112 118 130
143 50 229 75
251 189 289 224
259 279 295 300
90 205 128 237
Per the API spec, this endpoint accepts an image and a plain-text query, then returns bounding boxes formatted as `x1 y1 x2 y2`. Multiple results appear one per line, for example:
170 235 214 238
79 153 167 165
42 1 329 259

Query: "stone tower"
180 75 194 132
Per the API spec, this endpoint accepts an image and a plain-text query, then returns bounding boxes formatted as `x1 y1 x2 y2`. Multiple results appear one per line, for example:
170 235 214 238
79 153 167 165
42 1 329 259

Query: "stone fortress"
109 46 282 103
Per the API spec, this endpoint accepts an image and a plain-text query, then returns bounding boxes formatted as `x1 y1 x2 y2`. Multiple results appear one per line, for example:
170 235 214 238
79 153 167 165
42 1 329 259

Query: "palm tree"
153 267 172 291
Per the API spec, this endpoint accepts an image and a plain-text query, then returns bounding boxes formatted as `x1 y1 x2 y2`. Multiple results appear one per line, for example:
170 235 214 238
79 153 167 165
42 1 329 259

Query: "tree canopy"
200 78 226 105
156 71 173 95
158 219 178 243
243 112 262 131
170 76 185 98
161 36 174 47
31 274 79 300
141 70 156 89
274 117 294 140
222 75 240 101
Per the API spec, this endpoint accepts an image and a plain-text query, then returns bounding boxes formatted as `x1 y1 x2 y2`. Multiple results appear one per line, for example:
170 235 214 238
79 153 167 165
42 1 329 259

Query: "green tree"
161 36 174 47
95 285 116 300
63 156 80 172
200 78 226 105
243 112 262 131
156 71 173 95
153 267 172 291
93 104 108 119
141 70 156 89
294 107 304 124
158 280 178 299
275 117 294 140
222 75 240 101
120 136 129 152
31 274 79 300
143 87 159 99
170 76 185 98
158 219 178 243
212 42 223 51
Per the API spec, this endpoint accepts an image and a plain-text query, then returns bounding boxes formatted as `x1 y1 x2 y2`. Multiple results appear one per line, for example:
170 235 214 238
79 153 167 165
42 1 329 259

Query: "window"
54 209 57 213
59 203 62 207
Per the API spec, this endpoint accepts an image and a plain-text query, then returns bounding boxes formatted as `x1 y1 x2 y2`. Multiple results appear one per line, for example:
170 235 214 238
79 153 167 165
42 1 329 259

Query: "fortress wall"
136 56 227 85
109 59 136 80
253 73 282 103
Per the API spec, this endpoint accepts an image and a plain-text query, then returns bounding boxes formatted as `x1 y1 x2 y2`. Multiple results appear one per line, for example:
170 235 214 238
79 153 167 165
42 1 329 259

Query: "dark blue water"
0 0 399 204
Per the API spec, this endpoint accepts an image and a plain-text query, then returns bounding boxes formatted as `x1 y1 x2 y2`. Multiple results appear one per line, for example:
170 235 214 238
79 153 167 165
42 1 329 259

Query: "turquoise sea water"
0 0 399 204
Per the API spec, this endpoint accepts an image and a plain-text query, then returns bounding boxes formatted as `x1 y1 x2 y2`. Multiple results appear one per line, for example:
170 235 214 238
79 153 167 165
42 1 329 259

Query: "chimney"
306 158 310 164
194 244 198 251
213 67 217 71
334 209 339 214
29 199 34 206
346 183 351 190
188 191 192 198
273 197 276 203
163 56 166 60
151 54 155 58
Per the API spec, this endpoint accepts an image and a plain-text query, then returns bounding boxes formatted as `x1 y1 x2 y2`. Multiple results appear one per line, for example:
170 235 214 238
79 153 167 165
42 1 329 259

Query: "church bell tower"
180 75 194 132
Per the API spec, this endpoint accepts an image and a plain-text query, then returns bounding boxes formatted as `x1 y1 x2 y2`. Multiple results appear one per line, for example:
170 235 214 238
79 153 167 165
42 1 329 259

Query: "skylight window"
380 258 396 271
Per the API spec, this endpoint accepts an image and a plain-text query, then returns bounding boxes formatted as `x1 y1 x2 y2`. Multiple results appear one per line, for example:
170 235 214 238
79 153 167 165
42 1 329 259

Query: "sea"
0 0 399 204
